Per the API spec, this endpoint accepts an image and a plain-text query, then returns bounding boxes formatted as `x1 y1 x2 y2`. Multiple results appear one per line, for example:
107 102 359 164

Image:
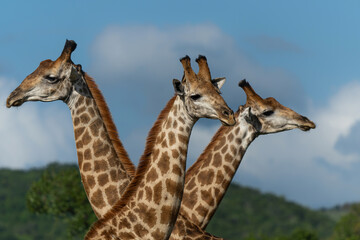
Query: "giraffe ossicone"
84 55 234 239
6 40 136 218
176 79 316 233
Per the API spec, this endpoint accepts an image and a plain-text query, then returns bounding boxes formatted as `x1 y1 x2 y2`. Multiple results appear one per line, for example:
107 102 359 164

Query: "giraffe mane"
86 95 177 233
83 73 136 176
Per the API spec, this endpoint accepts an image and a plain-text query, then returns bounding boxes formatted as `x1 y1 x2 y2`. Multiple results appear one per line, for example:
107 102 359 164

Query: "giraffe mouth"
6 97 25 108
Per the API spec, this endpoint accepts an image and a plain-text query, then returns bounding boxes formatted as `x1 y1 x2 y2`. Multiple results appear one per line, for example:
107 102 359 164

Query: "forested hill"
0 164 350 240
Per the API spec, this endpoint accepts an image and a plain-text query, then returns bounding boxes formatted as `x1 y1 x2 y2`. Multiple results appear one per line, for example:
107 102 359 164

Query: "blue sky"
1 1 360 209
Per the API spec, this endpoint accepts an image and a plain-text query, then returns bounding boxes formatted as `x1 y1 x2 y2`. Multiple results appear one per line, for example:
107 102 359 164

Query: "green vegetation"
26 163 96 239
206 184 335 239
0 163 360 239
0 167 66 240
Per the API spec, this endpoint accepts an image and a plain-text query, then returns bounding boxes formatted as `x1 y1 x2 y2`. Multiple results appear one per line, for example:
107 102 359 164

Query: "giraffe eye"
263 110 274 116
45 75 58 83
190 94 201 101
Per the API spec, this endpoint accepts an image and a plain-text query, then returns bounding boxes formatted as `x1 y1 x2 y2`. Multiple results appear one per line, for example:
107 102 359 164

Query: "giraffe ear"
70 65 82 83
211 77 226 90
173 79 184 96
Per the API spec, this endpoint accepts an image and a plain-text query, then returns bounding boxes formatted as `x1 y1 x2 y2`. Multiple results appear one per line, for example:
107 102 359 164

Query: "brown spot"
166 118 172 129
173 120 178 129
216 170 224 184
172 164 182 176
159 152 170 175
83 162 92 172
122 218 131 229
221 144 229 154
197 169 215 185
195 204 208 217
137 189 144 201
225 153 232 163
81 130 92 146
75 97 84 107
212 152 222 167
153 181 162 204
173 106 178 117
185 177 196 190
168 131 176 146
77 151 83 167
224 165 232 175
230 145 237 155
214 136 226 151
111 218 117 228
178 117 185 124
93 140 110 157
146 168 158 182
172 149 179 158
88 107 96 118
74 117 80 126
161 139 168 148
119 232 136 239
84 149 91 160
94 160 108 173
97 173 109 186
128 211 138 222
153 148 160 160
236 137 242 145
110 169 117 182
166 179 178 197
85 98 91 106
134 223 149 237
90 118 102 137
227 132 234 142
179 126 184 132
91 189 106 209
235 127 240 135
74 127 85 139
178 134 188 145
136 203 157 228
105 185 118 206
87 175 96 189
151 228 164 239
145 186 153 201
182 188 198 209
201 190 214 206
160 205 174 224
76 140 83 149
76 106 86 115
101 131 107 140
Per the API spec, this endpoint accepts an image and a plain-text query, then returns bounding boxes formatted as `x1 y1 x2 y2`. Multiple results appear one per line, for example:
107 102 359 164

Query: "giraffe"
6 40 227 239
172 79 316 234
84 55 235 240
6 40 136 218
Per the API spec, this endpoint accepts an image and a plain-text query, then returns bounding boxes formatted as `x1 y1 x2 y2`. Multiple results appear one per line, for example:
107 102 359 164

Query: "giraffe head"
6 40 84 108
238 79 315 134
173 55 235 126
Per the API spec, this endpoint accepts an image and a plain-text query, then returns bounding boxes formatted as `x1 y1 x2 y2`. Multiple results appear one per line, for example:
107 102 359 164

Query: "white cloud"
0 77 76 169
90 24 307 113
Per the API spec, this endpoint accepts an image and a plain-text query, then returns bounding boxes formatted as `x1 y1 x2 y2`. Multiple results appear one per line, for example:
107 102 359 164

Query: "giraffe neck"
180 109 257 229
86 95 197 240
66 74 134 218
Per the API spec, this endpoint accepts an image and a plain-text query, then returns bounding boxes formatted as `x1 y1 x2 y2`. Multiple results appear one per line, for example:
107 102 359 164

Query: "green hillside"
0 168 67 240
0 163 352 239
206 184 335 239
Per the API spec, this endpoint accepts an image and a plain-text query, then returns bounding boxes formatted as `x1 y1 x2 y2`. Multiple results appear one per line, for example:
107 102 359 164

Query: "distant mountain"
0 164 341 239
205 184 336 239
